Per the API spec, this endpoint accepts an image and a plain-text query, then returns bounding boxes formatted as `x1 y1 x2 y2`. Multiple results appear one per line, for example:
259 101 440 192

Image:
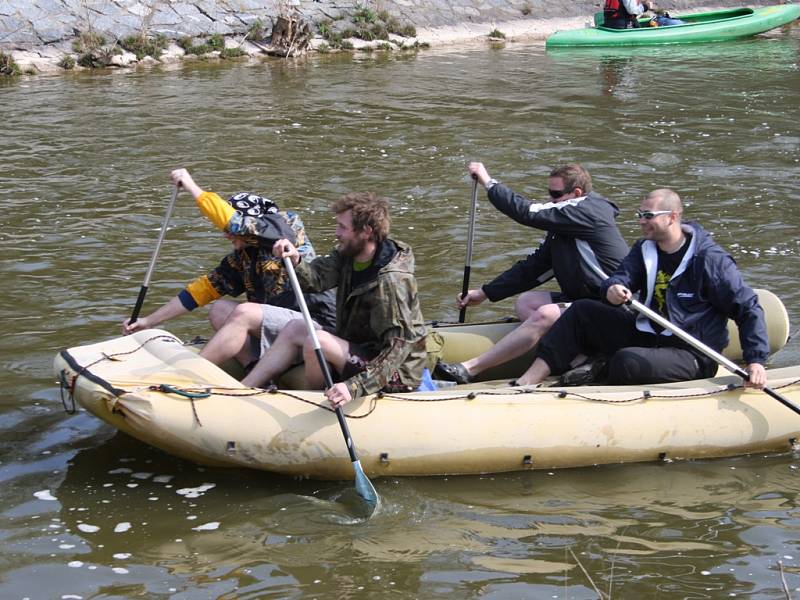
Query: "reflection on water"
20 435 800 598
1 27 800 598
3 433 800 596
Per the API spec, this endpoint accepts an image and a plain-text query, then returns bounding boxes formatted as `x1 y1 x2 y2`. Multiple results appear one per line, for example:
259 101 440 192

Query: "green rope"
152 384 211 399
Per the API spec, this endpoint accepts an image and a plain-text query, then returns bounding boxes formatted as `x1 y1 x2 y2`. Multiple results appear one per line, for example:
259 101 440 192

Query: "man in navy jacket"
519 188 769 388
434 161 628 384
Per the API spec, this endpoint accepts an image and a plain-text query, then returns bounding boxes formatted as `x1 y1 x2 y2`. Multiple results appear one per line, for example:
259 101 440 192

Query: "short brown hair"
549 163 593 194
332 192 391 243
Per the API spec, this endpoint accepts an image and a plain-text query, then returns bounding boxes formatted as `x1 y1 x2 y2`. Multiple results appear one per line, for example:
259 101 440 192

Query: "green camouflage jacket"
295 238 428 399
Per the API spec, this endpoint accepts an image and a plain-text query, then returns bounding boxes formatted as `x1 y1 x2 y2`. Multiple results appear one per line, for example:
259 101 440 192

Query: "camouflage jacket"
296 239 428 399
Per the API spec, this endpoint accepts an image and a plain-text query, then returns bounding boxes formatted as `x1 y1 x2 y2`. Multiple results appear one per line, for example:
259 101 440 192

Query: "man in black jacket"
434 162 629 384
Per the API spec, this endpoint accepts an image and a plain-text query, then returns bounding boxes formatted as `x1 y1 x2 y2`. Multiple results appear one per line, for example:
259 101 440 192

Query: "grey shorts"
250 305 321 360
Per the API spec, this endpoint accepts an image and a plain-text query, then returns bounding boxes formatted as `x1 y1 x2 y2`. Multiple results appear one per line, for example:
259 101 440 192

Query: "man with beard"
518 188 769 388
242 192 428 408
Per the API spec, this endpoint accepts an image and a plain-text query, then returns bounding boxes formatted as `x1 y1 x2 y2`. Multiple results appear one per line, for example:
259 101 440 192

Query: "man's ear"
572 187 584 197
361 224 374 239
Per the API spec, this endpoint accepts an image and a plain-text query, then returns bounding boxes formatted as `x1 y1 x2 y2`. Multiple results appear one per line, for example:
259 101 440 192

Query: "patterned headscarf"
226 192 279 217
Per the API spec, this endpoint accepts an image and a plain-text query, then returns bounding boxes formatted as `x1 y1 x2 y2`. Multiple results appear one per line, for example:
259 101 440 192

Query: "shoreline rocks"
0 0 778 77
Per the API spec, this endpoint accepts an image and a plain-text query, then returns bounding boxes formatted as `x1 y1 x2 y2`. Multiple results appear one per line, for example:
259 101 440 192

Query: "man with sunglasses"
517 188 769 388
434 161 629 385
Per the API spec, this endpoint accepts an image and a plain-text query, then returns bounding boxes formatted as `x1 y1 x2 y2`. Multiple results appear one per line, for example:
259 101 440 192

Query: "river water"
2 27 800 598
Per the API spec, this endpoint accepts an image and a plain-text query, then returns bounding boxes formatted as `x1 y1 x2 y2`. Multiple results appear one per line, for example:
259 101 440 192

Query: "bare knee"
227 303 264 331
522 303 562 331
515 291 556 321
208 299 239 330
274 318 310 347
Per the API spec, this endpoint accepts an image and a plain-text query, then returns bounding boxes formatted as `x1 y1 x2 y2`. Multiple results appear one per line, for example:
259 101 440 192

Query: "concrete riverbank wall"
0 0 778 73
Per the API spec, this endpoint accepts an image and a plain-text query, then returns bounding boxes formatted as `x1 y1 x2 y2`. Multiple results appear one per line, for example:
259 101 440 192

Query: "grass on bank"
317 5 417 50
72 30 121 68
58 55 76 70
178 33 225 56
1 51 21 76
120 33 168 59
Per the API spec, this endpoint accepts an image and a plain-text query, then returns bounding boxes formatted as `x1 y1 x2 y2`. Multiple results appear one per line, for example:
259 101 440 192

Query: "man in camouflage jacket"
242 192 427 406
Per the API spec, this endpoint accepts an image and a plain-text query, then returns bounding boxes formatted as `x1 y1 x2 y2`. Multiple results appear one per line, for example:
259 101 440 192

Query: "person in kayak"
603 0 653 29
122 168 336 371
433 162 629 385
242 191 428 408
648 8 687 26
518 188 769 388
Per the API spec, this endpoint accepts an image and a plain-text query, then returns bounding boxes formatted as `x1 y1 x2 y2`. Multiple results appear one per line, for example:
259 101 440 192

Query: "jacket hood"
588 191 621 219
682 221 718 255
375 238 416 275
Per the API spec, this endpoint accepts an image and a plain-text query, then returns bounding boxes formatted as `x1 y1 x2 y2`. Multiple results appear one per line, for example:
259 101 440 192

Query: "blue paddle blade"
352 459 380 512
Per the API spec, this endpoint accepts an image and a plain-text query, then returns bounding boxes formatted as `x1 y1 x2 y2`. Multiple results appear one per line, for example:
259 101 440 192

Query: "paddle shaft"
458 179 479 323
586 262 800 416
628 296 800 415
129 184 180 324
282 255 379 489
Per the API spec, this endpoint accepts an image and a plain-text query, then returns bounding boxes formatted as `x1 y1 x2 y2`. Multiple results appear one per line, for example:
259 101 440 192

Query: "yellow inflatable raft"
54 290 799 480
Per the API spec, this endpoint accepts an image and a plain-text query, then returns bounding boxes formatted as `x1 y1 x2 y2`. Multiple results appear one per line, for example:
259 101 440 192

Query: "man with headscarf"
122 168 335 371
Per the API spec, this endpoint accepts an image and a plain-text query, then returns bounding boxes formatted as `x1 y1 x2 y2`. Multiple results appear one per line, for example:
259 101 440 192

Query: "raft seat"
226 289 789 389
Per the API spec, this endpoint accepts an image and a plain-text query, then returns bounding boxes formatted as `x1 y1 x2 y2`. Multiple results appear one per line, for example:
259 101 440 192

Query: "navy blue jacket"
601 221 769 365
482 184 629 302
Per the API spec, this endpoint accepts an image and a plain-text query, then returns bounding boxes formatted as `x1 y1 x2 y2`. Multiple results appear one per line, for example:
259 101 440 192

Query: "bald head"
646 189 683 217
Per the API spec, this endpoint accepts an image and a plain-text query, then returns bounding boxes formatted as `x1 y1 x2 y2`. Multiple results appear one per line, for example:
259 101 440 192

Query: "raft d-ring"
154 384 211 399
59 370 77 414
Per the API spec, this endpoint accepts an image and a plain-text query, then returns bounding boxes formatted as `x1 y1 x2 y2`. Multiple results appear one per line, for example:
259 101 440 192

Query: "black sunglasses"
548 188 573 199
635 210 672 220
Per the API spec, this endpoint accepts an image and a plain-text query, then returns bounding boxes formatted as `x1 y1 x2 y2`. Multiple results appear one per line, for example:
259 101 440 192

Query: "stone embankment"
0 0 775 75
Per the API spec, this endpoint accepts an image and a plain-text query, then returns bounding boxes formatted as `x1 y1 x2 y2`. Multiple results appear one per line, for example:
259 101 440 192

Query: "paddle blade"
352 459 380 513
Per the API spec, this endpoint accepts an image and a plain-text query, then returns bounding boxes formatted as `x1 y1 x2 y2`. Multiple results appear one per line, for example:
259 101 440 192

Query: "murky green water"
2 28 800 598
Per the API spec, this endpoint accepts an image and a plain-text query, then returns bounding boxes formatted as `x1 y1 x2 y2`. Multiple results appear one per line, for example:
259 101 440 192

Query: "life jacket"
604 0 631 20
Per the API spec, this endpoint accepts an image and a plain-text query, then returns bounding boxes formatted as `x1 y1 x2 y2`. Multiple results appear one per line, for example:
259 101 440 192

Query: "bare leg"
241 319 308 388
516 357 552 386
515 290 556 320
200 303 263 366
462 294 562 377
207 299 240 331
302 331 352 389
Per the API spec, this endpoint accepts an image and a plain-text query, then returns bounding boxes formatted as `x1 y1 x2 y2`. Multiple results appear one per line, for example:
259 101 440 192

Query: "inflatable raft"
546 5 800 48
54 290 800 480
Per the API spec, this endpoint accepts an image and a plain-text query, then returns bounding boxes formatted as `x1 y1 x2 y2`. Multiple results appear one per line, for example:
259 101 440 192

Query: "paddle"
129 184 180 324
586 262 800 416
624 296 800 415
458 178 479 323
281 251 380 513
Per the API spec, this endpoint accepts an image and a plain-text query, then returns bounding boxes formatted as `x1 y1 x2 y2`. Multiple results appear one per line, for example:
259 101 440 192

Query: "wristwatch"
485 178 498 190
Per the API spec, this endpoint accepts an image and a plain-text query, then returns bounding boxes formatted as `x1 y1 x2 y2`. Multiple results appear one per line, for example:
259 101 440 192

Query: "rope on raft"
114 378 800 423
58 333 185 415
73 333 800 421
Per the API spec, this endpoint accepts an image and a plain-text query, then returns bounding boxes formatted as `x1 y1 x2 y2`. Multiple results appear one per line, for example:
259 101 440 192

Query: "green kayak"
546 4 800 47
